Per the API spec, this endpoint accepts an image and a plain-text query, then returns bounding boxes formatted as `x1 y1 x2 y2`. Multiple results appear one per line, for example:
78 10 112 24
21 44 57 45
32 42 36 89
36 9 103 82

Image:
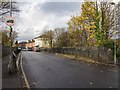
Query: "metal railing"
43 47 114 64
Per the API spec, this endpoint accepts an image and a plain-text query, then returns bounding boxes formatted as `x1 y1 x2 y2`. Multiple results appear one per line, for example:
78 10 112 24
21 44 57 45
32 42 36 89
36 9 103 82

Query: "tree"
67 0 116 47
0 0 20 16
53 28 69 47
15 40 18 44
80 1 97 46
0 29 18 46
41 30 54 48
68 1 97 47
14 40 18 47
12 31 18 45
94 1 101 45
93 1 117 49
68 16 84 47
1 30 10 46
0 0 19 47
28 40 32 43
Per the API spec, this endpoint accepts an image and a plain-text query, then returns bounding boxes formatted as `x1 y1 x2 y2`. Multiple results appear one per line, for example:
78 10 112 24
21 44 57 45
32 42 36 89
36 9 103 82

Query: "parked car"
21 47 26 51
22 48 26 51
34 47 41 52
28 47 33 51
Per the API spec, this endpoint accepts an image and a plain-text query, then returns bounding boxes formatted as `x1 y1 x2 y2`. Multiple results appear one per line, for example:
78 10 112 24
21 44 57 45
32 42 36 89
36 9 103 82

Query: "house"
26 40 35 50
34 37 42 47
18 41 27 49
21 35 51 51
34 35 50 48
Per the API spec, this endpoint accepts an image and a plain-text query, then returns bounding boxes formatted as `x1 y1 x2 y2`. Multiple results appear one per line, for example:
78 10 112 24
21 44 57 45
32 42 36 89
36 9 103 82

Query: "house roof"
19 42 27 44
34 34 48 39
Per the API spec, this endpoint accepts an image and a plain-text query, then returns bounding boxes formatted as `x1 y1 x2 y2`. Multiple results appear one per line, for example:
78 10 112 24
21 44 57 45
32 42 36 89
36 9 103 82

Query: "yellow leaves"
87 33 94 40
67 1 100 47
91 8 95 13
89 25 96 29
85 23 96 32
94 44 99 47
89 30 94 33
90 22 95 25
82 1 95 17
96 15 101 20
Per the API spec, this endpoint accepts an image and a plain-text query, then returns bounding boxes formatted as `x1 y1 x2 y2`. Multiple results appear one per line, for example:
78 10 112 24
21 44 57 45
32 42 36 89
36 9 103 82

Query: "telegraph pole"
9 0 15 73
114 39 116 64
109 2 117 65
114 4 117 65
4 0 16 73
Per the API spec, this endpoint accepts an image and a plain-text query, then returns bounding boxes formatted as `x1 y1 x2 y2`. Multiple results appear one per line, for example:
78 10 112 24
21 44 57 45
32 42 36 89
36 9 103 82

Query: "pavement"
0 45 2 89
0 58 2 90
56 53 118 67
22 51 118 88
2 55 22 89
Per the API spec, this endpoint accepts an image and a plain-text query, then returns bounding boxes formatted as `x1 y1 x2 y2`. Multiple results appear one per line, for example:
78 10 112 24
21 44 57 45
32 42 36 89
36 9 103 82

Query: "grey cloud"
16 2 82 41
37 2 82 16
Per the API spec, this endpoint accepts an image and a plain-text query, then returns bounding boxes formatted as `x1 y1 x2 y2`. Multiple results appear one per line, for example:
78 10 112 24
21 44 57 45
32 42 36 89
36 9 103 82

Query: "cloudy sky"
7 0 119 41
13 1 82 41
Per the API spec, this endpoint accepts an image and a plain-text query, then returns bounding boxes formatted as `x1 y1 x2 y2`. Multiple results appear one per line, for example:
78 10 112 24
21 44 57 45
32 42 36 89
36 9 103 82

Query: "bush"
117 47 120 61
102 40 114 50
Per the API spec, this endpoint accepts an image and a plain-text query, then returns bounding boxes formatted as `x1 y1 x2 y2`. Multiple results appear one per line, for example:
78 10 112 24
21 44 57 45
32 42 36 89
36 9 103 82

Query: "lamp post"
112 2 120 64
113 2 120 65
109 2 118 65
8 0 13 73
114 38 116 64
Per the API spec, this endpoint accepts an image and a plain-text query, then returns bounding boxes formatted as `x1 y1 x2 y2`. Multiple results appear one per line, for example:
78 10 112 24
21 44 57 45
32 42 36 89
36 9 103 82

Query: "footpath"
2 55 22 89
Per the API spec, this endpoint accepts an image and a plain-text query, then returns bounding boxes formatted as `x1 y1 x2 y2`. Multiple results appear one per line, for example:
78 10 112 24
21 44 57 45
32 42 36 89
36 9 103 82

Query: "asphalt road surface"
22 51 118 88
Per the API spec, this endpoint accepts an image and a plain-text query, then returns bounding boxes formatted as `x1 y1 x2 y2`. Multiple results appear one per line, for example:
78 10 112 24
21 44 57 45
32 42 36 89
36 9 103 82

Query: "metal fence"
43 47 114 64
2 45 20 57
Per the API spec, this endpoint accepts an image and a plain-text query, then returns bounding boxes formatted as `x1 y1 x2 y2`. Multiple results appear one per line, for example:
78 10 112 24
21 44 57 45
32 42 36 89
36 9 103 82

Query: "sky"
13 1 83 41
2 0 119 42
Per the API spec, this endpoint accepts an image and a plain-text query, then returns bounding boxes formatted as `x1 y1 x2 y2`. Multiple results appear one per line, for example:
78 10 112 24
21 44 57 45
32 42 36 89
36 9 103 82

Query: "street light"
108 2 118 64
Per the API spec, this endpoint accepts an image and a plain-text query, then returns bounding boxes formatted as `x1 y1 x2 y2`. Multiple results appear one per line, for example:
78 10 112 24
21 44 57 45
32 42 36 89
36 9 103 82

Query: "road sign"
5 16 15 26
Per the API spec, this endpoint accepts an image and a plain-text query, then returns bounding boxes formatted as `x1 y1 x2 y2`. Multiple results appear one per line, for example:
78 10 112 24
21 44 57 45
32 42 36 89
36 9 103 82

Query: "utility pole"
113 2 119 65
8 0 16 73
114 4 117 65
109 2 117 65
114 39 116 64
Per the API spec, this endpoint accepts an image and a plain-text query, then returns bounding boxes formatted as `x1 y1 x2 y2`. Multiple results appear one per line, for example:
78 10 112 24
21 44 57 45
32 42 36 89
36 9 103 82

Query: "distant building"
34 37 42 47
23 35 51 50
34 35 50 48
26 40 35 50
18 41 27 49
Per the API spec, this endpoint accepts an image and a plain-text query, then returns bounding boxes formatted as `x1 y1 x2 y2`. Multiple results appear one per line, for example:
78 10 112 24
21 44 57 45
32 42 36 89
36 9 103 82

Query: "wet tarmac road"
22 51 118 88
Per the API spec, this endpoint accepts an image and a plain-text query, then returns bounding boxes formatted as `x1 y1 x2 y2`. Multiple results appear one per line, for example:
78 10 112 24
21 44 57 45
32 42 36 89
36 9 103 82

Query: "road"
22 51 118 88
